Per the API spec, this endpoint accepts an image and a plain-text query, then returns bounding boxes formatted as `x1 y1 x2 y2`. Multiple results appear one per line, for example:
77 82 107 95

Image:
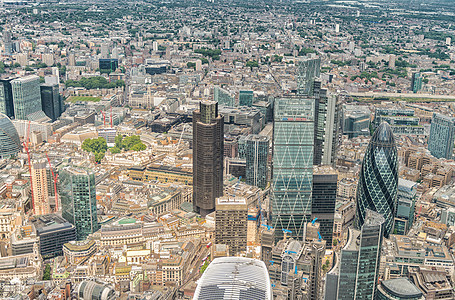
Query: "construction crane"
23 121 34 214
282 228 292 239
261 224 273 231
318 232 322 241
311 217 318 225
45 153 59 212
101 111 106 126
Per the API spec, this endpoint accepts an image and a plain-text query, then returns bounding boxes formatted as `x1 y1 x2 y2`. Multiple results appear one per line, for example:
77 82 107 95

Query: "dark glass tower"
312 166 337 248
0 78 14 118
193 101 224 216
245 134 269 189
60 166 100 240
40 83 61 121
355 122 398 237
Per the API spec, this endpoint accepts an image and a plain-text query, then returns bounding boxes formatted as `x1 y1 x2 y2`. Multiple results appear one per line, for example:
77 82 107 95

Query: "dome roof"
0 113 21 158
371 122 395 145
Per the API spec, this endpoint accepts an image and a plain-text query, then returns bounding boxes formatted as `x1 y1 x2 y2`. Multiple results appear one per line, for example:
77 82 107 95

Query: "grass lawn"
67 96 101 103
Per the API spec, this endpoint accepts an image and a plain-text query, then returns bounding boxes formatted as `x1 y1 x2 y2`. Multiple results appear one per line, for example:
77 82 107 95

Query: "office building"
244 134 269 189
343 104 370 138
40 83 61 121
194 257 272 300
219 106 263 134
213 86 235 106
408 266 454 299
192 101 224 216
60 166 100 240
373 108 424 136
296 57 321 96
355 122 398 237
335 210 385 300
11 75 43 120
376 278 423 300
272 97 314 240
98 58 118 73
239 90 254 107
0 113 21 158
411 72 422 93
0 78 14 118
322 95 340 166
394 179 417 235
31 159 51 216
215 196 247 255
428 113 455 159
312 166 337 248
32 214 77 259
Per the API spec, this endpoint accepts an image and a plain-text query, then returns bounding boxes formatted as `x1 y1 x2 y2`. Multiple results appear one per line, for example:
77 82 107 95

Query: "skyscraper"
213 86 235 106
60 167 100 240
0 113 21 158
322 95 341 166
313 81 328 165
272 97 314 240
193 101 224 216
394 179 417 235
411 72 422 93
296 57 321 96
312 166 337 248
215 196 247 255
244 134 269 189
239 90 254 107
0 78 14 118
355 122 398 237
428 113 455 159
11 75 43 120
31 159 50 216
40 83 61 121
335 210 385 300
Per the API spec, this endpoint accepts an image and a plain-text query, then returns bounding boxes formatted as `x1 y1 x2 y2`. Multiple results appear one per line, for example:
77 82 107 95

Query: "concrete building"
31 159 50 216
428 113 455 159
215 196 247 256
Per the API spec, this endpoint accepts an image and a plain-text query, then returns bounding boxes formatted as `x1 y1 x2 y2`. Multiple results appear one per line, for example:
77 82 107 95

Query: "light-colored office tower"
42 53 54 66
16 53 28 66
31 159 50 216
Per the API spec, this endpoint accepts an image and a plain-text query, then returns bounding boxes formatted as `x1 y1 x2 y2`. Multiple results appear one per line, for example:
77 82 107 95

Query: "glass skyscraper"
60 166 100 240
271 97 314 240
296 57 321 96
11 75 42 120
0 78 14 118
239 90 254 107
244 134 269 189
0 113 21 158
336 210 385 300
428 113 455 159
40 83 61 121
355 122 398 237
213 86 235 107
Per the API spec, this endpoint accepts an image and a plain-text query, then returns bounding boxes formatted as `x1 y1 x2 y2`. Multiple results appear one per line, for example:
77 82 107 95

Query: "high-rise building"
313 81 328 165
296 57 321 96
411 72 422 93
40 83 61 121
239 90 254 107
0 78 14 118
428 113 455 159
2 29 13 55
213 86 235 106
99 58 118 73
272 97 314 240
193 101 224 216
394 179 417 235
60 167 100 240
343 104 371 138
312 166 337 248
215 196 247 255
355 122 398 237
76 281 116 300
0 113 21 158
335 210 385 300
31 159 51 216
11 75 43 120
244 134 269 189
194 257 272 300
322 95 341 166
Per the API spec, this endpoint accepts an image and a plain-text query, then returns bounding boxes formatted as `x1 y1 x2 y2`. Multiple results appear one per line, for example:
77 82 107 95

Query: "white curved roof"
193 257 272 300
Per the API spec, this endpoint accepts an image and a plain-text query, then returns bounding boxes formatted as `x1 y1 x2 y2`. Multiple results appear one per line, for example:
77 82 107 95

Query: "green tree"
110 147 121 154
131 142 146 151
43 264 51 280
115 135 123 148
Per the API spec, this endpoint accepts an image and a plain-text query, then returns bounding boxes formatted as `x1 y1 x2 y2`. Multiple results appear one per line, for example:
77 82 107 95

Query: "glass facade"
40 83 61 121
0 79 14 118
60 167 100 240
11 75 42 120
239 90 254 107
0 113 21 158
296 57 321 96
394 179 417 235
245 134 269 189
272 97 314 240
428 113 455 159
356 122 398 237
214 86 235 106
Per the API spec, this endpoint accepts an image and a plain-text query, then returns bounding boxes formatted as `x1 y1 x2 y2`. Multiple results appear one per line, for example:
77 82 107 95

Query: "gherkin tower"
355 122 398 237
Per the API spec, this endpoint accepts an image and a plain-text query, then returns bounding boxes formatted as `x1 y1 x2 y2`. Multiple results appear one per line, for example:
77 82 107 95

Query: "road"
180 243 211 291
